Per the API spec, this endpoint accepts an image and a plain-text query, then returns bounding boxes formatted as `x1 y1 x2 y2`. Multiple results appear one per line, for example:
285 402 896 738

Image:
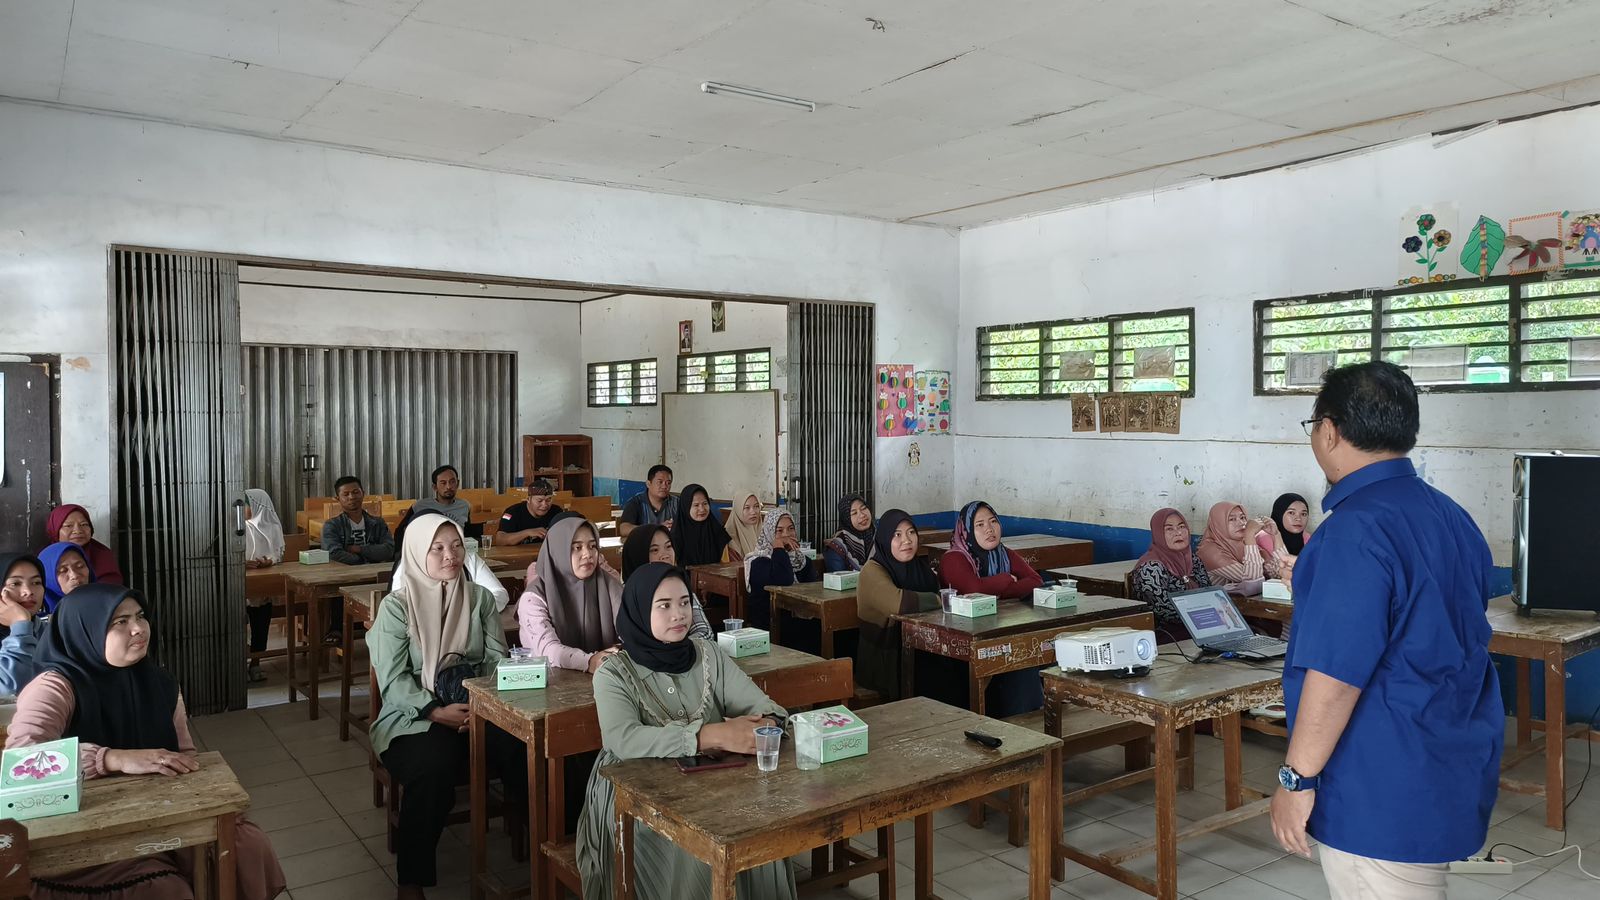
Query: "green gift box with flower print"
0 738 82 821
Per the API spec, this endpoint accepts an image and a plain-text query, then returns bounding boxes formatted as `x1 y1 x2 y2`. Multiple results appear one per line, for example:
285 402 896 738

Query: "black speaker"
1512 452 1600 615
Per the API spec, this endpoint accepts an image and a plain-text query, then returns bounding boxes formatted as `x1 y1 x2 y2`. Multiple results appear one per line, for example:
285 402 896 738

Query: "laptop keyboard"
1209 635 1286 655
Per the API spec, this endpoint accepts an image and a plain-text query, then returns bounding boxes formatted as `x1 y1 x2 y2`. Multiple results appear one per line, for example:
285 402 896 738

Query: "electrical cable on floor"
1483 695 1600 882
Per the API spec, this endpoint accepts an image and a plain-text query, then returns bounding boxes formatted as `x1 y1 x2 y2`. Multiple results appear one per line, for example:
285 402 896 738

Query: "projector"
1055 627 1157 675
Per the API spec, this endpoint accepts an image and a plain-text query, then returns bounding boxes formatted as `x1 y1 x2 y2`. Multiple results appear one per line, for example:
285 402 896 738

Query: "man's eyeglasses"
1301 416 1335 436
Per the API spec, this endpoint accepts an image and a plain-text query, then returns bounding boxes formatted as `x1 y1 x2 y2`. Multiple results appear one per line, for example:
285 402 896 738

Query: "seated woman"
386 520 508 643
1270 492 1311 561
1130 508 1213 633
670 483 730 568
938 501 1043 600
7 584 285 899
723 491 764 562
822 494 874 572
43 504 124 585
39 541 95 613
619 525 713 640
0 553 47 695
855 511 964 706
518 516 624 673
575 562 794 900
244 488 286 683
743 509 818 632
1197 501 1281 587
370 514 523 900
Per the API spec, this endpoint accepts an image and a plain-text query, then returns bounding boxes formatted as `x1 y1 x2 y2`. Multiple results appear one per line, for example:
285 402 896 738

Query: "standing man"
1272 361 1501 899
617 464 678 538
495 478 563 546
412 464 471 526
320 475 396 643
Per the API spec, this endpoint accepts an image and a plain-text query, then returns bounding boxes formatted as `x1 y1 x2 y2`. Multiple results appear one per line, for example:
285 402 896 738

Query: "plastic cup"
939 588 957 612
754 725 782 773
723 618 745 632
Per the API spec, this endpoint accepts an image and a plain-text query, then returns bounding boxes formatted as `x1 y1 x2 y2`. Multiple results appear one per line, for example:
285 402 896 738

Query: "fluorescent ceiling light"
701 81 815 112
1433 120 1498 149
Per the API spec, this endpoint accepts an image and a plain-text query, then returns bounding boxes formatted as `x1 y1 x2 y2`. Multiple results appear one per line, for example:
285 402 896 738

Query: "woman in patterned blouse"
1130 508 1211 633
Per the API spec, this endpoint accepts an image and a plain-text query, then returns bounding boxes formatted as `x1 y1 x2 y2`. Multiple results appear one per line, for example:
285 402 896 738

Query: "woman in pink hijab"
1196 501 1281 587
43 504 124 586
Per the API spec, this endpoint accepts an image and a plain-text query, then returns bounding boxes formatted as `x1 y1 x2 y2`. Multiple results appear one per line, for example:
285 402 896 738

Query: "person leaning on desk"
1271 361 1501 900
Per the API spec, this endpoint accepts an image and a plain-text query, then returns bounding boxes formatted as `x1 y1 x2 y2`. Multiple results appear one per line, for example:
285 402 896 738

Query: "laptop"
1170 586 1288 659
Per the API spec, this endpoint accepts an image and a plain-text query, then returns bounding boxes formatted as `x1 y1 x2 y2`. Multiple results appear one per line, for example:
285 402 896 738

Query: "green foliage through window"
588 358 657 407
678 348 771 393
977 308 1194 399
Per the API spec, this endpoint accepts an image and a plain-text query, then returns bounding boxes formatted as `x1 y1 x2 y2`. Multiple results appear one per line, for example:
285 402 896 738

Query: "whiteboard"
661 391 780 504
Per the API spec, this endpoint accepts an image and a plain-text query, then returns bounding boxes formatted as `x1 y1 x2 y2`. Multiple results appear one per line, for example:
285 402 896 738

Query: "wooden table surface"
25 750 249 896
604 696 1061 900
1044 654 1282 900
465 644 850 900
766 581 858 659
1048 560 1139 598
689 562 747 622
925 533 1094 572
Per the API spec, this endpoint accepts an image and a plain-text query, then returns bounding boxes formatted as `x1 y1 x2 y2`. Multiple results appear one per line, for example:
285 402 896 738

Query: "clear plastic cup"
723 618 745 632
939 588 957 612
754 725 782 773
793 718 821 770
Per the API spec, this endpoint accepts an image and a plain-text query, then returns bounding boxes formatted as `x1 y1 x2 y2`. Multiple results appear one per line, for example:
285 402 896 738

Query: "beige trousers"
1320 844 1448 900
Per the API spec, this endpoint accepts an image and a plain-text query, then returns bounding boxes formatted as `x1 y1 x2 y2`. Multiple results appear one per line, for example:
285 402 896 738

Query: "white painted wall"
238 282 582 436
578 295 787 493
0 101 958 531
958 104 1600 561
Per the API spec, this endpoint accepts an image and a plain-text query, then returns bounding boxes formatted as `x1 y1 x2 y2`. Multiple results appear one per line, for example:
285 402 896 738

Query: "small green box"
716 627 770 658
298 549 330 565
949 592 998 618
1 738 82 821
792 705 868 765
822 571 859 591
1033 584 1079 609
496 655 547 691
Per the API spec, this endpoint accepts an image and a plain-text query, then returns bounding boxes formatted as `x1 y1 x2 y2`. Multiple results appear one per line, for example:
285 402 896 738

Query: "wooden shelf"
522 434 593 497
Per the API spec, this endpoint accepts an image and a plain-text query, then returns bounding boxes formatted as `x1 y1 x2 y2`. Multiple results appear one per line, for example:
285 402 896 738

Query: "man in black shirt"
493 478 564 545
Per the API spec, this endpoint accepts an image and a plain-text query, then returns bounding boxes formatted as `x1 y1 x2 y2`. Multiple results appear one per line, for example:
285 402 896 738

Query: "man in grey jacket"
320 475 395 643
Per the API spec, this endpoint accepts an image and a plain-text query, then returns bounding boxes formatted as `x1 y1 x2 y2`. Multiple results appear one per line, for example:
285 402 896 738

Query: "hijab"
828 494 874 569
1270 493 1309 556
859 509 940 628
615 562 697 675
39 541 95 613
35 584 180 751
244 488 286 562
621 524 670 581
527 516 620 653
671 484 730 567
743 509 807 589
43 504 124 586
1136 508 1199 587
0 553 44 640
947 500 1013 578
393 514 476 694
1197 501 1248 572
724 490 764 556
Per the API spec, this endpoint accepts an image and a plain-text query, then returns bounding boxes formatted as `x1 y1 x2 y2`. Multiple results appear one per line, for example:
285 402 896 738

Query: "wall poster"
874 364 916 437
914 370 952 435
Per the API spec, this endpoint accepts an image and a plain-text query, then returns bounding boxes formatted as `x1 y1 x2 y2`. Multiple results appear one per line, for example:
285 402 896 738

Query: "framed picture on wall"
711 301 727 333
678 320 693 354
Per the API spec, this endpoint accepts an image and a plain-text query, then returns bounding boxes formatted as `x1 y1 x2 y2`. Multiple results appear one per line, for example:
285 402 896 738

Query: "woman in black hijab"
823 494 875 571
6 584 286 899
1270 492 1312 557
670 484 731 567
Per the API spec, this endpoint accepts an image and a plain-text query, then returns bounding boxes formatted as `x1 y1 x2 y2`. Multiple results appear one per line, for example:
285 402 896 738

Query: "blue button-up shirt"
1284 457 1502 863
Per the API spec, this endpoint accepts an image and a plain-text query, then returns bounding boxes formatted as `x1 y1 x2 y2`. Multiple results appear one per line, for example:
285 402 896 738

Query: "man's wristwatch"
1278 765 1321 792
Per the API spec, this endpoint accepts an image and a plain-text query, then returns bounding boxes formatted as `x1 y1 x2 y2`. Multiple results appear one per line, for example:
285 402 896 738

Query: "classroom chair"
566 495 613 526
321 498 383 521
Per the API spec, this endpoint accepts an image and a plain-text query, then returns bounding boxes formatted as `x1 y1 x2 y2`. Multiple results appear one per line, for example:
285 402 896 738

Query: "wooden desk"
894 596 1152 714
465 646 849 900
243 563 296 666
1230 593 1293 625
925 534 1093 572
766 581 857 658
25 751 249 900
336 582 389 742
1048 560 1138 599
688 563 746 622
286 559 506 720
1044 654 1283 900
1487 595 1600 830
606 697 1060 900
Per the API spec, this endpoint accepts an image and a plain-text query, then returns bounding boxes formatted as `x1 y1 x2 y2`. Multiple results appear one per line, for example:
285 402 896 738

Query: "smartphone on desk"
676 753 746 773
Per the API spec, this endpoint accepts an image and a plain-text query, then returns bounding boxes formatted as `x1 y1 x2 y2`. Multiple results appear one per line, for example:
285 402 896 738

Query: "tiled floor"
214 653 1600 899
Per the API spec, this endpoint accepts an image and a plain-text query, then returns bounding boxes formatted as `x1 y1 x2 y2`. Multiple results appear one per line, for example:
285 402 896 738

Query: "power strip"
1450 857 1515 874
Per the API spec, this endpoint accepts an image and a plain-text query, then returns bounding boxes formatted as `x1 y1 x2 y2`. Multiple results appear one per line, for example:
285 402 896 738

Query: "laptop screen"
1172 588 1252 643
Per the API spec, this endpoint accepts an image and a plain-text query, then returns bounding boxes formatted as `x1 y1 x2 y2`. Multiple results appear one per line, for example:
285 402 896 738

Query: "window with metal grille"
976 308 1193 399
677 348 772 393
588 358 657 406
1254 273 1600 393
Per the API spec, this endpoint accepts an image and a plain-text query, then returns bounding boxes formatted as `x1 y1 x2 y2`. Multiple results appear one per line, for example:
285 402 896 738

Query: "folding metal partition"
242 345 517 519
112 248 246 715
786 301 874 545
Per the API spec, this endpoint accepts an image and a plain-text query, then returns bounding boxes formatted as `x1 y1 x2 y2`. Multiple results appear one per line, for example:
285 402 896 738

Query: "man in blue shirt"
1273 361 1501 898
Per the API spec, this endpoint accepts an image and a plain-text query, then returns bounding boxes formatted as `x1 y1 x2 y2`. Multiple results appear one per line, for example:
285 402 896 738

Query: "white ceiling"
5 0 1599 227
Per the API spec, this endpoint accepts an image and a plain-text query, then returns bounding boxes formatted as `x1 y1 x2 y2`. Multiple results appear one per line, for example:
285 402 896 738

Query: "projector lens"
1136 638 1152 660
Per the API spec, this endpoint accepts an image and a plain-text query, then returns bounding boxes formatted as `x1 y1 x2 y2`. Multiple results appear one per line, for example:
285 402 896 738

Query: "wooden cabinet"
522 434 593 496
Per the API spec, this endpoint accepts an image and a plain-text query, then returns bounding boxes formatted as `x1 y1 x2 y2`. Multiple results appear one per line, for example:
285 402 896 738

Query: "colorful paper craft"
1564 210 1600 270
1506 212 1563 274
1459 215 1506 280
874 364 917 437
1397 205 1459 285
914 370 952 435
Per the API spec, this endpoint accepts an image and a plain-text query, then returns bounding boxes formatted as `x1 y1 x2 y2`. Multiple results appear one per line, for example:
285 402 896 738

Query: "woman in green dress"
576 562 797 900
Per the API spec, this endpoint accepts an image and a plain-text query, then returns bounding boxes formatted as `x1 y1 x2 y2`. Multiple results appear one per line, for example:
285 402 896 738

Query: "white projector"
1055 627 1157 674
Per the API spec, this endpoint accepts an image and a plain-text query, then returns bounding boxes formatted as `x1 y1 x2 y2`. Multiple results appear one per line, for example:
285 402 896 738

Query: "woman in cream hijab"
724 490 765 562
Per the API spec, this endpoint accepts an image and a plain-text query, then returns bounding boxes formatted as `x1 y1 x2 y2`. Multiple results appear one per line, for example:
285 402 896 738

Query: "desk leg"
1220 713 1243 810
469 709 487 900
1048 745 1065 882
216 812 237 900
820 621 834 659
613 793 635 900
1516 660 1532 746
1179 725 1195 791
711 848 737 900
1028 767 1052 899
900 643 916 705
285 589 301 704
339 601 356 741
914 813 934 900
1543 653 1568 830
192 842 211 900
1153 719 1179 900
770 604 784 648
307 594 324 720
967 674 989 829
530 725 547 900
